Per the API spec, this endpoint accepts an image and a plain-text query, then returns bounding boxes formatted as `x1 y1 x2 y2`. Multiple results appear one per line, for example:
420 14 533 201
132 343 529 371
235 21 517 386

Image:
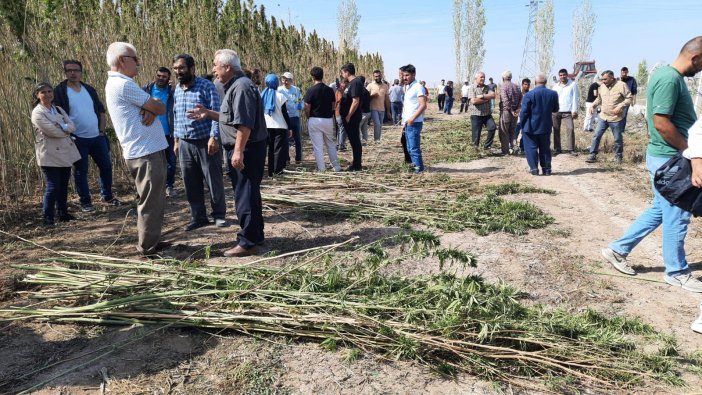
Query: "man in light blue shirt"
550 68 579 155
279 72 303 163
388 79 404 126
143 67 177 197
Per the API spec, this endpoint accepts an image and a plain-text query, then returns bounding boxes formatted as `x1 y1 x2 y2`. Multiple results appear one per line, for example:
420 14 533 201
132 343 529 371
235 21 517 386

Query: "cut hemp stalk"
1 230 688 392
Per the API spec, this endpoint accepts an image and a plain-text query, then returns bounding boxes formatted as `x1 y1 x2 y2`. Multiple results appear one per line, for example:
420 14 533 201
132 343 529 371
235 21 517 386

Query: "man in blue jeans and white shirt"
279 72 303 163
400 64 427 173
54 59 121 212
602 36 702 292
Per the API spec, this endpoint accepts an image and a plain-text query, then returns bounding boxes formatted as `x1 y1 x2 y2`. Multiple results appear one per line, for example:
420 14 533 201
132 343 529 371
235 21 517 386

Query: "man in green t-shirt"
601 36 702 293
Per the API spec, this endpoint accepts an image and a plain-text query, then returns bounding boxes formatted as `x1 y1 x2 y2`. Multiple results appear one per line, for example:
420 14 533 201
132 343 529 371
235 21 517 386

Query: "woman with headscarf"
261 73 292 176
31 82 81 226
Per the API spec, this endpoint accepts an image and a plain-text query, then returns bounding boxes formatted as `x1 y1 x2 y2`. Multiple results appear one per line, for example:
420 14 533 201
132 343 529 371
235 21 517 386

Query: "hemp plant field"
2 112 702 393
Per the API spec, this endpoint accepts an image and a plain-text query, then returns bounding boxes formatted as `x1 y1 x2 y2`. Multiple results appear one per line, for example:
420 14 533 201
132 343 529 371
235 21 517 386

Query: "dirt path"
3 110 702 394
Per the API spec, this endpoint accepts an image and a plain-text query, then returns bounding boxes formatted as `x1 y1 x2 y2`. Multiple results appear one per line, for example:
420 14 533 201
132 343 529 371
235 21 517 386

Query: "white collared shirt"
105 71 167 160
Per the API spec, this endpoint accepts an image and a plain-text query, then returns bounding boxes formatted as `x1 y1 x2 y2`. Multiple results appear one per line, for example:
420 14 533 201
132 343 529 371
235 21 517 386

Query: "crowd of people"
26 36 702 331
30 43 429 257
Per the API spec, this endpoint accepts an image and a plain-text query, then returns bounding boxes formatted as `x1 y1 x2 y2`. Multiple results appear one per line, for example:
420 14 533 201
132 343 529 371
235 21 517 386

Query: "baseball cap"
282 72 294 80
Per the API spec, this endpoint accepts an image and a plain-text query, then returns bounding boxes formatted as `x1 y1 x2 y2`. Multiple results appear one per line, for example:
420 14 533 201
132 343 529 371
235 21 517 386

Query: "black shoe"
43 217 55 227
552 150 561 156
101 197 122 206
345 166 361 172
542 169 552 176
58 213 76 222
184 220 212 231
585 154 597 163
530 169 539 176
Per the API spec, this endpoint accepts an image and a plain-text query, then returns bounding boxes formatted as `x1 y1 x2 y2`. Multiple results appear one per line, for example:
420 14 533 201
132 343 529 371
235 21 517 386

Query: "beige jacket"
592 81 632 122
31 104 81 167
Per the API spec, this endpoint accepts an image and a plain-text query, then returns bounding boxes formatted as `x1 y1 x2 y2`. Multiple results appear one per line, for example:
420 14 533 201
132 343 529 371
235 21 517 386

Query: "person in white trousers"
304 67 341 171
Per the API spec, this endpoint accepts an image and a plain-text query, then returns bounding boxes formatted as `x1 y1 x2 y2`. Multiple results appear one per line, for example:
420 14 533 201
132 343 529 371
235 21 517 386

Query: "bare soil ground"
2 108 702 394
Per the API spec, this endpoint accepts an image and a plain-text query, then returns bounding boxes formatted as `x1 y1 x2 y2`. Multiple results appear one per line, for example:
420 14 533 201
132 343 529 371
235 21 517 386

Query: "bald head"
535 72 547 85
674 36 702 77
680 36 702 55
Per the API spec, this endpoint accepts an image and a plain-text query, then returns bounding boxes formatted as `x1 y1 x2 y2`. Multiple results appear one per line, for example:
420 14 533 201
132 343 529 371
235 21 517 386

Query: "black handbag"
653 153 702 216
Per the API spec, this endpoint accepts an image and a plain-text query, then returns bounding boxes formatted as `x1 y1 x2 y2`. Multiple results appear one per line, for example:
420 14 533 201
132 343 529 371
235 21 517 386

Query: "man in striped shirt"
173 54 227 231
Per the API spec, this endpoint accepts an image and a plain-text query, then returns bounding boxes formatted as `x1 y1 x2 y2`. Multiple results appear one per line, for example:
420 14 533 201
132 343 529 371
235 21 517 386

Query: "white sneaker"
691 303 702 334
215 219 229 227
664 273 702 293
601 248 635 275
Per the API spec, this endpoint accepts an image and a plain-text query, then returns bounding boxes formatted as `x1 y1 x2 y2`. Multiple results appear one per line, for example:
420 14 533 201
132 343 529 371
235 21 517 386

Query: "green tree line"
0 0 383 219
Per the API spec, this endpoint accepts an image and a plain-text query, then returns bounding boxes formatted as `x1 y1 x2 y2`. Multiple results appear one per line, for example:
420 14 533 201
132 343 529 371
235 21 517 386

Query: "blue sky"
253 0 701 88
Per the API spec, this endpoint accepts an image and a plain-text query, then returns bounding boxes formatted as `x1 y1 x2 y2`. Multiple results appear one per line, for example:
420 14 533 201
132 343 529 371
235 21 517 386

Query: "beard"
177 73 193 84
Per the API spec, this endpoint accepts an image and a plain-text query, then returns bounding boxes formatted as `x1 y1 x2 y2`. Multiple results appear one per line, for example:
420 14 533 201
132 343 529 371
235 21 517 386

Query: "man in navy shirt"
519 72 559 176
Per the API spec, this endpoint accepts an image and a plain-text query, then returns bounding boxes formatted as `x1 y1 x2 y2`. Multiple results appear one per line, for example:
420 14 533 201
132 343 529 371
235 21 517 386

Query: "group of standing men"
100 40 429 259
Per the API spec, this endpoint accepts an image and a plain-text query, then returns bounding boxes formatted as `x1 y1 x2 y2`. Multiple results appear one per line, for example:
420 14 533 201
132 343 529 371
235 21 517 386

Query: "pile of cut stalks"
1 231 686 391
263 172 554 235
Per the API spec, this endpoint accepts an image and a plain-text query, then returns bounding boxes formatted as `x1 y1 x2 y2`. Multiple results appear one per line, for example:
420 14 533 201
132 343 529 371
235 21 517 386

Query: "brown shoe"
223 245 258 257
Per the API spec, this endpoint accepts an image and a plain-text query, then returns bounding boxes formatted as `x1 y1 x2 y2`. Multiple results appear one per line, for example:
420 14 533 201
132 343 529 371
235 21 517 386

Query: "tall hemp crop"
0 0 383 221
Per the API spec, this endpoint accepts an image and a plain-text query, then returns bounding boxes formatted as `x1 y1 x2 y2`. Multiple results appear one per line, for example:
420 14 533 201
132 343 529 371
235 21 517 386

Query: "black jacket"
142 82 175 135
654 153 702 216
53 80 105 118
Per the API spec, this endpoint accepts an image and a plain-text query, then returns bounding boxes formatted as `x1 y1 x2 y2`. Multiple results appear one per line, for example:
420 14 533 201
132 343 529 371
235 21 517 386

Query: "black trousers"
437 94 446 111
471 115 497 149
225 140 266 249
342 116 362 170
267 128 288 176
459 97 469 113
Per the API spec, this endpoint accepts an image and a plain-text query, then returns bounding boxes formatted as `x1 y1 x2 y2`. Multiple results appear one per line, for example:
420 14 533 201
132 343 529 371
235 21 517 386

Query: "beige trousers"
125 150 166 255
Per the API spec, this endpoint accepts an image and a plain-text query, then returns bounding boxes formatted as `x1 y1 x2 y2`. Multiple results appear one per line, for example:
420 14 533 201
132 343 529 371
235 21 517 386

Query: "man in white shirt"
551 68 580 155
459 81 470 113
104 42 168 257
401 64 428 173
53 60 121 212
436 79 446 112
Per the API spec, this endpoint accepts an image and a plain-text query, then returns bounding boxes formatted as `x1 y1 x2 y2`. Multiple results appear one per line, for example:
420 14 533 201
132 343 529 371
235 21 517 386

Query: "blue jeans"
165 134 177 188
41 166 71 221
73 135 113 205
371 110 384 141
288 116 302 161
443 97 454 114
391 102 402 125
589 118 624 159
404 122 424 172
521 132 551 173
609 154 691 276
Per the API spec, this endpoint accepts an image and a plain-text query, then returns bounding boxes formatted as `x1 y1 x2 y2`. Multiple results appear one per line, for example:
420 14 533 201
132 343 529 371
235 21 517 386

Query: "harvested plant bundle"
265 172 555 235
1 232 685 391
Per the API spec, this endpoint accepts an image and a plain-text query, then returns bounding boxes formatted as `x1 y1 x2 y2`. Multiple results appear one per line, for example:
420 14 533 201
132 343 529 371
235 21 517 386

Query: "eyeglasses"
64 69 81 73
121 55 139 63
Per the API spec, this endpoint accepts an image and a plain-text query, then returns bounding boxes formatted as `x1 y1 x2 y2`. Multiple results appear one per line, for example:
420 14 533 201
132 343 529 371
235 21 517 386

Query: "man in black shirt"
583 79 601 132
304 66 341 171
339 63 363 171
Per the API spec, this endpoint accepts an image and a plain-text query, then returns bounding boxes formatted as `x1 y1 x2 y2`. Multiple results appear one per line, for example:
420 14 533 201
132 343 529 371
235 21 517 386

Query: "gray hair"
474 71 485 79
535 72 547 84
106 42 136 68
501 70 512 80
215 49 241 71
